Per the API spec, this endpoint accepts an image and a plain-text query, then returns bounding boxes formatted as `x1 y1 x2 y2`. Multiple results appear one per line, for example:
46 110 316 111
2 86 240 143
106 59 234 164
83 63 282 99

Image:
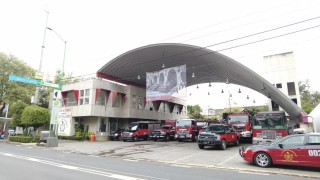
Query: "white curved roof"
97 43 307 123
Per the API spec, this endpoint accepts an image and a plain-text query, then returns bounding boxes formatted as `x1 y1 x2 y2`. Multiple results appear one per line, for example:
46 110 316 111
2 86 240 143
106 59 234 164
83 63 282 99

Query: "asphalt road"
0 140 319 180
0 142 314 180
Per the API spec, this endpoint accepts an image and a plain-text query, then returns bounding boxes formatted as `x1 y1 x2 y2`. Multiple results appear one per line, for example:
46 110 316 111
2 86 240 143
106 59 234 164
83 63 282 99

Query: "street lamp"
47 27 67 87
46 27 67 137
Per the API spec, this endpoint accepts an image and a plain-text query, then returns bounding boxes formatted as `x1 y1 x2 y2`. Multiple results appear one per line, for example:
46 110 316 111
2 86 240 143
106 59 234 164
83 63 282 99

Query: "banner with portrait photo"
146 64 187 101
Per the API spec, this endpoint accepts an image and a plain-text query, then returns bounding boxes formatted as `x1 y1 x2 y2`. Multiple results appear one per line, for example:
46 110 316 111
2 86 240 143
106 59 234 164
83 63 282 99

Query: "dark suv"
109 129 124 141
197 124 240 150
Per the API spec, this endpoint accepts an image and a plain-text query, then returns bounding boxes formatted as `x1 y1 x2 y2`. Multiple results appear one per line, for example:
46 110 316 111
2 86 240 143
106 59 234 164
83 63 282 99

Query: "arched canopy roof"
97 43 307 123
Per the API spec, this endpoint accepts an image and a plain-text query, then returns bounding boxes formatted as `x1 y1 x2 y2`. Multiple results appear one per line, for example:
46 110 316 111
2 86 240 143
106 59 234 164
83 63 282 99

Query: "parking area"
45 140 320 178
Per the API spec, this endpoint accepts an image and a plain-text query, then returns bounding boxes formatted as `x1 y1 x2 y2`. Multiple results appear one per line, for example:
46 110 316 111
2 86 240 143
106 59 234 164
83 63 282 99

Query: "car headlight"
114 133 118 136
129 133 133 136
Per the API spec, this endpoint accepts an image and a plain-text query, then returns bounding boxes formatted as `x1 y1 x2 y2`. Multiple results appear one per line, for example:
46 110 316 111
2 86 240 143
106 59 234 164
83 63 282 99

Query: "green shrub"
57 135 83 141
75 131 82 137
9 135 41 143
9 136 32 143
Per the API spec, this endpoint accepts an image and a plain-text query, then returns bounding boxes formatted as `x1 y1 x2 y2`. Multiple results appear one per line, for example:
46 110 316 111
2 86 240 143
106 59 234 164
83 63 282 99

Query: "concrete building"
263 52 301 111
58 77 187 136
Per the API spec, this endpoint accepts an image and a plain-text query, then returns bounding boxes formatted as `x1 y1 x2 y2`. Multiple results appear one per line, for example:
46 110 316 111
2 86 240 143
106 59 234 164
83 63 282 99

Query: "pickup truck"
197 124 240 150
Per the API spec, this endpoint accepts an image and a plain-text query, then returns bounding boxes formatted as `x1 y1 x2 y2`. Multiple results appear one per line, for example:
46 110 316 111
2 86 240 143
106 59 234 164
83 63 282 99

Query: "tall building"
263 52 301 112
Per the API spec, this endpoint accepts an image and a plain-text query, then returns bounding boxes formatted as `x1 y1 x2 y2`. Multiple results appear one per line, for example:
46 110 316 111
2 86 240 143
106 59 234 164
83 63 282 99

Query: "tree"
9 101 28 128
246 106 269 117
187 104 203 119
299 80 320 113
21 105 50 131
0 53 36 105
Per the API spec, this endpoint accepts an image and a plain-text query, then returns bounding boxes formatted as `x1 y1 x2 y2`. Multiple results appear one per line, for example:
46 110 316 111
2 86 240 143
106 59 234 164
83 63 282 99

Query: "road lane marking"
0 152 144 180
238 171 270 176
217 152 239 166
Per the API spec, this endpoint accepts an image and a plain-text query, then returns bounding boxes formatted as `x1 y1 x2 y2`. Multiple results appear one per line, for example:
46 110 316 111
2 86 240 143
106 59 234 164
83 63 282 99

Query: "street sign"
9 75 40 85
9 75 61 89
40 81 60 89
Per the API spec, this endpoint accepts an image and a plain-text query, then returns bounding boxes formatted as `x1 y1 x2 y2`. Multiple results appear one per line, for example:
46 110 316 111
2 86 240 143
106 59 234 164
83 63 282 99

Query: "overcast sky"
1 0 320 110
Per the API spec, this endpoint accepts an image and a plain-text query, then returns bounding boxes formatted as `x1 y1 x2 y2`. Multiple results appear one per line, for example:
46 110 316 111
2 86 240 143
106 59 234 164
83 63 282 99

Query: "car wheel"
234 138 240 146
123 140 127 142
254 152 272 168
178 139 182 142
134 136 139 142
165 135 170 141
220 140 227 150
153 138 157 142
198 144 205 149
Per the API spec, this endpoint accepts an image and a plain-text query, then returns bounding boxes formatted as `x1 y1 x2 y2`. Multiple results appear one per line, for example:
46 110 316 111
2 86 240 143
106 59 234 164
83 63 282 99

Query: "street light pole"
34 10 49 104
47 27 67 87
46 27 66 136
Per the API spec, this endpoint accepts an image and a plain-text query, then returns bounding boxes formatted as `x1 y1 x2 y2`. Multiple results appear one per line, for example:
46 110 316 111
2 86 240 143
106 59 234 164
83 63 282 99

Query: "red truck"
252 111 287 144
121 121 161 142
227 113 252 142
198 124 240 150
150 120 176 141
175 119 199 142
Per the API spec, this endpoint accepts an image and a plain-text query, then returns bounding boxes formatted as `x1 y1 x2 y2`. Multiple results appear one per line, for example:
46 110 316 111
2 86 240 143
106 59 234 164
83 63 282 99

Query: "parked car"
239 133 320 168
8 129 16 136
197 124 240 150
150 125 176 141
109 129 124 141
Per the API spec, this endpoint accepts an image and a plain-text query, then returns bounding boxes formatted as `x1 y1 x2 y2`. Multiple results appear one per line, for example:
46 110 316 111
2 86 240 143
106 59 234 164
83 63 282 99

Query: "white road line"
217 152 239 166
170 164 191 168
171 154 195 163
238 171 270 176
0 152 144 180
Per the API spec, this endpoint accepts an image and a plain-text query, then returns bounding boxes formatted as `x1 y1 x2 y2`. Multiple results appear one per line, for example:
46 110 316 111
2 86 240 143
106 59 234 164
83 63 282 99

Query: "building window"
66 92 77 106
276 83 282 88
138 96 142 109
291 98 297 104
113 94 122 107
97 90 106 105
132 95 137 108
80 89 90 105
287 82 296 96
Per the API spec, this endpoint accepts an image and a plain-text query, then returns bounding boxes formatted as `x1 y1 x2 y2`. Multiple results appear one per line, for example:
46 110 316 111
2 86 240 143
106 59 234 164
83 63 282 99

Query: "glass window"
97 90 106 105
308 136 320 144
287 82 296 96
80 89 90 105
281 136 305 146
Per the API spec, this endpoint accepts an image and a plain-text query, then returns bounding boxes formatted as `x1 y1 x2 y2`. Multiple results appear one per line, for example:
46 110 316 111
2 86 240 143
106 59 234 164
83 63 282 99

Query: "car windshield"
204 125 225 132
253 114 286 130
161 126 171 130
176 120 192 128
229 115 248 124
126 123 139 131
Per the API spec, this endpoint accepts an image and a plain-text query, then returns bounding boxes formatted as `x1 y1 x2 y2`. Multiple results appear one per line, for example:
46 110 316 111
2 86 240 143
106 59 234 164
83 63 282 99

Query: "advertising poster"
146 64 187 101
57 107 72 136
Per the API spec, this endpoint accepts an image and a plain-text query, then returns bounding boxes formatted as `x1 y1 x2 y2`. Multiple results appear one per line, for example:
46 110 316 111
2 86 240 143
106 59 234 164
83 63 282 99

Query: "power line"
157 0 296 43
70 16 320 81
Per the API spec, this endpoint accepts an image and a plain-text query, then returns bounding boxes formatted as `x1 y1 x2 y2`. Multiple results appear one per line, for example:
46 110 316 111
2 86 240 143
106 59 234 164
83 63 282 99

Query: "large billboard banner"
146 64 187 101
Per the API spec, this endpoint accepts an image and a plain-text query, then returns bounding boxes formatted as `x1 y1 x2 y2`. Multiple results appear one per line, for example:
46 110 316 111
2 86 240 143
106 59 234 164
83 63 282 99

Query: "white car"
8 129 16 136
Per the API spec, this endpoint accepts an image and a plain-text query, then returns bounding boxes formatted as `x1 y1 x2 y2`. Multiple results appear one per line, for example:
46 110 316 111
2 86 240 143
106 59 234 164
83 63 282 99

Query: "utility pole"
34 10 49 104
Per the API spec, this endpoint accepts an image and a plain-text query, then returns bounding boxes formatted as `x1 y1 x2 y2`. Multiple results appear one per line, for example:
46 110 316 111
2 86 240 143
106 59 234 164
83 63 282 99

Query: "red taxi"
239 133 320 168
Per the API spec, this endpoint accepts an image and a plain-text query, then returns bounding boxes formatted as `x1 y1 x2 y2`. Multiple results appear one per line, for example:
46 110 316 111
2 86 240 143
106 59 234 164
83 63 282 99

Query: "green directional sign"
9 75 40 85
9 75 61 89
40 81 61 89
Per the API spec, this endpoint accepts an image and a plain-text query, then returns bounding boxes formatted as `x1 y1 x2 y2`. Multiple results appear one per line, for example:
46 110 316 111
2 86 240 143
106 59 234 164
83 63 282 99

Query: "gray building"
58 77 187 136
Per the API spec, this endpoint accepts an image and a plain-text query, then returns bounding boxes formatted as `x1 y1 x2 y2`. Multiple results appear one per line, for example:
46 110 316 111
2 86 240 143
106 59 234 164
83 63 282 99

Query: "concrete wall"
263 52 302 113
